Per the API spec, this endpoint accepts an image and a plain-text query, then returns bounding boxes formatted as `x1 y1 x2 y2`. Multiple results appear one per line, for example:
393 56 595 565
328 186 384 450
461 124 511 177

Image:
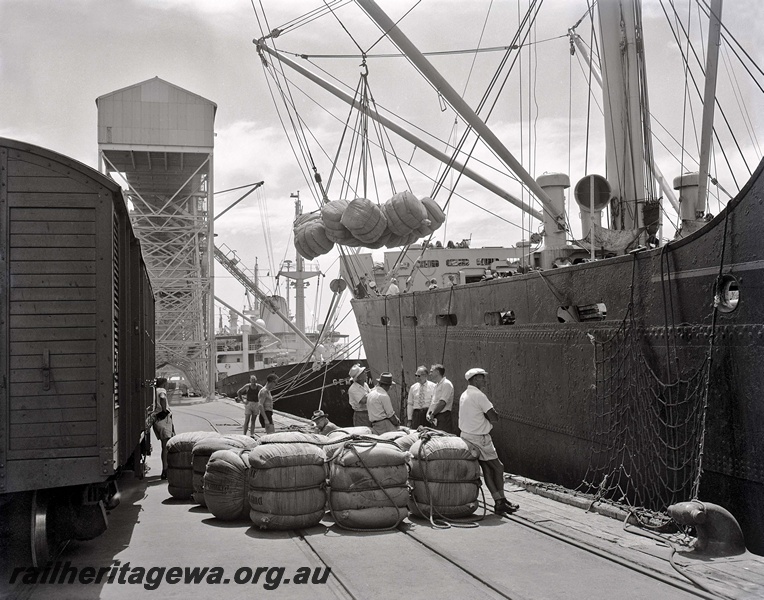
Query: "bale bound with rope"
408 432 481 519
248 433 329 530
328 437 410 530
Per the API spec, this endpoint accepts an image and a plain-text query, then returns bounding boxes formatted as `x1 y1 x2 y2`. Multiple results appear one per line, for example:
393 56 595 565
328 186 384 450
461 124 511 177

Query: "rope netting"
578 311 710 514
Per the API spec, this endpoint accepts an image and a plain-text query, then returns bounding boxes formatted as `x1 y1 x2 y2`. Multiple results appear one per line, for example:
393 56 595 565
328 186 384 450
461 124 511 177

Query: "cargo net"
578 314 710 515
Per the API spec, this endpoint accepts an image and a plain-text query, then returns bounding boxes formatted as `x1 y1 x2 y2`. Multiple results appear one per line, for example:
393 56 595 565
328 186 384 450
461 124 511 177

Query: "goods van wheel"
31 490 57 568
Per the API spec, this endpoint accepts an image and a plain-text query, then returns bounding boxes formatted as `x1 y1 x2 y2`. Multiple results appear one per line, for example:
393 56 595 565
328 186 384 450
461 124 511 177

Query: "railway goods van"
0 138 155 566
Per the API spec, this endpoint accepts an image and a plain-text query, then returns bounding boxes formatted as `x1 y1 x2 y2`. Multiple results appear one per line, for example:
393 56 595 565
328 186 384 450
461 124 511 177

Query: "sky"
2 0 763 355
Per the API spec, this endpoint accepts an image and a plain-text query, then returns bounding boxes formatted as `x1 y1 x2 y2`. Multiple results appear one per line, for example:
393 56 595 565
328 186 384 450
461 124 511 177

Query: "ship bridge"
96 77 216 397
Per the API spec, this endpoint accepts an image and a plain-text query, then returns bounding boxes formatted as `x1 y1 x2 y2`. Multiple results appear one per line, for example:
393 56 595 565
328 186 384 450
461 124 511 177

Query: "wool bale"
192 435 258 505
408 435 481 519
323 428 376 459
204 449 252 520
328 439 409 529
258 431 330 446
393 431 421 451
384 230 421 249
378 430 409 443
320 199 356 244
294 217 334 260
248 442 328 530
365 228 392 249
167 431 219 499
415 197 446 236
383 191 427 236
340 197 387 244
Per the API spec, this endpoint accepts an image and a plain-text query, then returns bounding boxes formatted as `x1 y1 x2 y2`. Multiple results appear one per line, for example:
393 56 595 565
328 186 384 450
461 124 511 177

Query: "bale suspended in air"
383 191 427 235
384 230 422 249
408 434 481 519
248 442 328 530
294 213 334 260
320 199 358 245
415 196 446 237
340 197 388 244
167 431 220 500
204 448 253 520
328 439 410 529
192 435 258 506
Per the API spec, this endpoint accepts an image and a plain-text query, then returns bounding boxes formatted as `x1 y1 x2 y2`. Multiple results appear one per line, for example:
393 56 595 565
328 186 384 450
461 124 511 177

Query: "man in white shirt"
347 364 371 427
385 277 400 295
366 372 400 435
427 364 455 434
407 365 435 428
459 368 519 516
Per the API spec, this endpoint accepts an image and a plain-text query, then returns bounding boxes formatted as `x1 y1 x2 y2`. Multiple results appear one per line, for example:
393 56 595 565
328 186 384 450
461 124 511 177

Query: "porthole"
437 314 457 326
716 275 740 313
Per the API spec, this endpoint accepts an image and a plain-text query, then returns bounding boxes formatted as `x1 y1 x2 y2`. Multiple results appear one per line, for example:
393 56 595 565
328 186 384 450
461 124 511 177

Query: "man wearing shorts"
237 375 262 436
258 373 278 434
459 368 519 516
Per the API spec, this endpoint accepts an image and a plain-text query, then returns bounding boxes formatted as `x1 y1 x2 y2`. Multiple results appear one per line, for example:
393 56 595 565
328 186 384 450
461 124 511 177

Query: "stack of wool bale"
407 432 481 519
328 438 410 530
247 432 330 530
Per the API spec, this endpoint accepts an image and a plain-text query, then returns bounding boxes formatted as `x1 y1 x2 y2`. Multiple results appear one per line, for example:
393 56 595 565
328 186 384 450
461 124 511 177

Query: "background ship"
254 0 763 553
214 194 366 426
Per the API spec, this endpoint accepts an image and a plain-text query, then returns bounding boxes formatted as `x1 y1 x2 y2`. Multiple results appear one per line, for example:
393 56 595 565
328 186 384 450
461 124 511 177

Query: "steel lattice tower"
96 78 216 397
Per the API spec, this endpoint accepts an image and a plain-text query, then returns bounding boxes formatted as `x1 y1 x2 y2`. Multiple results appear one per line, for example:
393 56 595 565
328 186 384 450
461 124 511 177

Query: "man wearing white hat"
367 372 400 435
459 368 519 516
347 364 371 427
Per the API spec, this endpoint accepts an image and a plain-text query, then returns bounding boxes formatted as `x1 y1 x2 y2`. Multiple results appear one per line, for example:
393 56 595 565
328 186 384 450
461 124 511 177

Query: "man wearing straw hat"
459 368 519 516
366 372 400 435
347 363 371 427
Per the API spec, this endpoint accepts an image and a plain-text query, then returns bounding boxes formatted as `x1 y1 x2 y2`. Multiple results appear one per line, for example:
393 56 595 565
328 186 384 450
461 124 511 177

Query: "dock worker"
459 368 519 516
348 364 371 427
355 275 369 299
407 365 435 429
311 410 338 435
237 374 262 436
367 372 400 435
152 377 174 480
385 277 400 295
258 373 279 434
427 364 455 434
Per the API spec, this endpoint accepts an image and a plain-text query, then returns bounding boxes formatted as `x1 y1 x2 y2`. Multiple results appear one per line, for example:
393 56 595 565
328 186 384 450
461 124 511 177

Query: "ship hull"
217 359 367 427
353 160 764 554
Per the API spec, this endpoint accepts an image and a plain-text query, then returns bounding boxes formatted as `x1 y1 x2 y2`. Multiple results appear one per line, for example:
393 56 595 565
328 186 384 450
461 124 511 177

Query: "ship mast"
278 191 320 356
597 0 654 238
696 0 724 211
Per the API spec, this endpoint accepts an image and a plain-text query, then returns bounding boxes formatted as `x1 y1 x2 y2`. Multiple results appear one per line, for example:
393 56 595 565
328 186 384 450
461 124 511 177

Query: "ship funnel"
574 174 611 238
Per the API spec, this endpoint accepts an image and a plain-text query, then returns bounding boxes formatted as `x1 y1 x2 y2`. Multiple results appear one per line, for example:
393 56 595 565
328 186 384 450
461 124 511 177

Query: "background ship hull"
353 160 764 554
217 359 366 427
